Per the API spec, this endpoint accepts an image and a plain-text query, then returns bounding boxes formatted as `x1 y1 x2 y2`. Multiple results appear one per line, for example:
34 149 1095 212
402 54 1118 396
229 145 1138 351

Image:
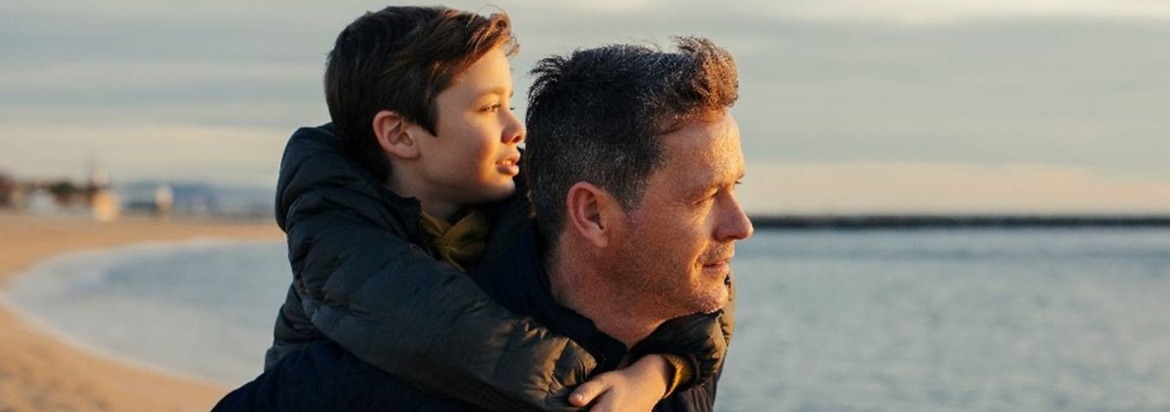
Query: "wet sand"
0 212 282 412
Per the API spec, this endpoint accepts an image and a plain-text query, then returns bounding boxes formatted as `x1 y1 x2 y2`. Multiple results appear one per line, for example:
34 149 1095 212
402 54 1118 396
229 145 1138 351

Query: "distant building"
154 185 173 218
91 190 120 221
27 188 58 214
115 181 271 219
88 167 120 221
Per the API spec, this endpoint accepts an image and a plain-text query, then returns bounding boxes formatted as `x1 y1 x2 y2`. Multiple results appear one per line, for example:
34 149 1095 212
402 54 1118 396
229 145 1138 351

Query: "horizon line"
748 214 1170 229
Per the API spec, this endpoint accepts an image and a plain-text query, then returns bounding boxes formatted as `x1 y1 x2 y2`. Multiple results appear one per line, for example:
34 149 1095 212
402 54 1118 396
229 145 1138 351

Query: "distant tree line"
0 172 105 209
0 172 13 208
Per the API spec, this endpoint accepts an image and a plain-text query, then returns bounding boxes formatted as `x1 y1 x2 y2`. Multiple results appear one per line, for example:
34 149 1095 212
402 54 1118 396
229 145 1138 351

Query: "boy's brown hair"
324 6 518 180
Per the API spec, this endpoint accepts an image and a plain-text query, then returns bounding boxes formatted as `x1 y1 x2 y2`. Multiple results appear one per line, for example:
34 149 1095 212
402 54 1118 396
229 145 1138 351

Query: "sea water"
3 239 289 384
5 229 1170 411
720 228 1170 412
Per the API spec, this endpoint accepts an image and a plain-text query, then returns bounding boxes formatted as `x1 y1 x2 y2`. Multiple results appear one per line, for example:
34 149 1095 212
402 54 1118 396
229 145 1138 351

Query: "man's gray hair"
525 37 738 246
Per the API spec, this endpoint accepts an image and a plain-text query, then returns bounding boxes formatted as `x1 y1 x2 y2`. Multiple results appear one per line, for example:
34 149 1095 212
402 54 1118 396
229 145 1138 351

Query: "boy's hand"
568 354 670 412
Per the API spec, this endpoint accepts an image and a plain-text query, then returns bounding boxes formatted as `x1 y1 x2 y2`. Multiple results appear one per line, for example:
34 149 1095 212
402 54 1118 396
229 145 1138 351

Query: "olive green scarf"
419 209 490 273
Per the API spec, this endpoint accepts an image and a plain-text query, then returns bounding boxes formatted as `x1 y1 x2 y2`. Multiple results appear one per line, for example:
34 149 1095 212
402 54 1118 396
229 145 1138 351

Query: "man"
216 37 750 412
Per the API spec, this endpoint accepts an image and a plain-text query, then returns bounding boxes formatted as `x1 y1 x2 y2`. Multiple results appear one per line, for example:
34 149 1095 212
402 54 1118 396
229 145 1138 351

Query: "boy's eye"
482 103 501 112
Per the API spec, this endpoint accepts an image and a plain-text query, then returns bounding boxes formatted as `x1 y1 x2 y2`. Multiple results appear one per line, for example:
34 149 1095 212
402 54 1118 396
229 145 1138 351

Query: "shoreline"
0 288 231 389
0 212 283 412
1 237 284 387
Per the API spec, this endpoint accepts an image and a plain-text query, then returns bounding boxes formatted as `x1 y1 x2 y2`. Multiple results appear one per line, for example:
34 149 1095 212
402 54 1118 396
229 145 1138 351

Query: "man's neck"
545 243 665 348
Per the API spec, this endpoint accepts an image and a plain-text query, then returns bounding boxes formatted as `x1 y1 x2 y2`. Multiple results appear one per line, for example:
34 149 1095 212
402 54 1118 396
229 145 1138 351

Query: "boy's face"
411 46 525 207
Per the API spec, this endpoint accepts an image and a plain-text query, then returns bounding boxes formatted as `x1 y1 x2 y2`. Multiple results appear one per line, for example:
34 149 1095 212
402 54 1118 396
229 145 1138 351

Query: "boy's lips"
496 153 521 175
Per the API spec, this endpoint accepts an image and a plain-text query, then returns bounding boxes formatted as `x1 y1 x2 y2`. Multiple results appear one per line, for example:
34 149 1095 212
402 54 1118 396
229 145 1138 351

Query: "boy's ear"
372 110 420 160
564 182 625 249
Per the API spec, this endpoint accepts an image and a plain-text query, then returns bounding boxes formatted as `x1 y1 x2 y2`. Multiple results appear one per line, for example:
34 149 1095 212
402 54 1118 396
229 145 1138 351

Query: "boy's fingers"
569 378 608 406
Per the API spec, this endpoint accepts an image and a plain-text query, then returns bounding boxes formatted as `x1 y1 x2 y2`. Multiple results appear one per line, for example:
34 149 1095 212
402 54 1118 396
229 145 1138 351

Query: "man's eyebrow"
688 176 722 196
700 170 745 192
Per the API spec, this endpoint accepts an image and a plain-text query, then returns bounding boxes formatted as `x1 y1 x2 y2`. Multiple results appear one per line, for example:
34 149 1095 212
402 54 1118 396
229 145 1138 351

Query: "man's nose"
717 194 754 241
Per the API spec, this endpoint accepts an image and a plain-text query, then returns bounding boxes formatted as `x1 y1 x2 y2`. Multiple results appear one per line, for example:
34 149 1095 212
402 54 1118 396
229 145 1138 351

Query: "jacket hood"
274 123 420 233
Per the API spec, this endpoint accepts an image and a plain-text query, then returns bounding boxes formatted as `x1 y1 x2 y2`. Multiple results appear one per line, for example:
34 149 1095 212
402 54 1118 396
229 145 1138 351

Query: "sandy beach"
0 212 282 412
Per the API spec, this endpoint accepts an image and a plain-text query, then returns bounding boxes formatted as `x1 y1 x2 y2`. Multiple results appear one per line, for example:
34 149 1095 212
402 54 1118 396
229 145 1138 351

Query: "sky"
2 0 1169 214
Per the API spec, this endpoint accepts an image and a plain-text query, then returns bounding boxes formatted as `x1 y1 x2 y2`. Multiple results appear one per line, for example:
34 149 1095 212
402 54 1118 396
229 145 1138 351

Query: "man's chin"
694 284 730 314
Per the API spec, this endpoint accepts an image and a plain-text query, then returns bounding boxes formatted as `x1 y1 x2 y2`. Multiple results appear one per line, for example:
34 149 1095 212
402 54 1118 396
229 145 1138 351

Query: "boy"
259 6 729 411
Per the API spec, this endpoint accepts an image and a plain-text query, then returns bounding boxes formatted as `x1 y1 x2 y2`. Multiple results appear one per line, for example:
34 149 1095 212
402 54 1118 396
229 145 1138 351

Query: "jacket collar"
473 226 628 372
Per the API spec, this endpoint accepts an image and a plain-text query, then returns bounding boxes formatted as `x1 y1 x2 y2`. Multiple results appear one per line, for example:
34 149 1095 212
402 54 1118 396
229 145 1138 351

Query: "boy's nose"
503 111 525 144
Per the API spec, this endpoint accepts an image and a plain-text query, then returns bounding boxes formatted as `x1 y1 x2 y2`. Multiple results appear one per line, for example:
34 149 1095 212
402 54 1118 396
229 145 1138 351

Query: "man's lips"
703 260 729 269
702 254 734 270
697 250 734 270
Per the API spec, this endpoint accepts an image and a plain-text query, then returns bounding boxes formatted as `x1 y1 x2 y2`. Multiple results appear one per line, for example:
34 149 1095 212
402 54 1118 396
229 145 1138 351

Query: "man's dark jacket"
220 124 732 411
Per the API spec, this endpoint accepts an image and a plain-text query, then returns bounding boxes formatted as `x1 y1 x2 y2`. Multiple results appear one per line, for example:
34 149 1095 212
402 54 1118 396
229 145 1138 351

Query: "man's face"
610 112 754 317
411 46 525 206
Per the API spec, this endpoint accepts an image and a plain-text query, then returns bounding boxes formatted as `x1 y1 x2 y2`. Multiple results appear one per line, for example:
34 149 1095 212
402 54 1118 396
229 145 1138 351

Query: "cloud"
3 1 1168 213
729 18 1170 175
761 0 1170 25
457 0 1170 25
0 123 286 185
740 162 1170 214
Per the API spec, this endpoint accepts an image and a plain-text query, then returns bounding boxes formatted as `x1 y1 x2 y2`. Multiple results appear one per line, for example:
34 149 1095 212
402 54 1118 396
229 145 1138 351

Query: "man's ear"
372 110 420 160
564 182 624 249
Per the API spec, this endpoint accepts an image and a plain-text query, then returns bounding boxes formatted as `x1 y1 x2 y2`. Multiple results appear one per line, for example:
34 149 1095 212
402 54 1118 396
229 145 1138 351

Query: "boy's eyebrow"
475 87 510 97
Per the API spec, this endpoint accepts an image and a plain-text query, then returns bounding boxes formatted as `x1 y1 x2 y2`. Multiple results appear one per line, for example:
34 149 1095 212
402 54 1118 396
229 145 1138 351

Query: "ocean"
5 228 1170 411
